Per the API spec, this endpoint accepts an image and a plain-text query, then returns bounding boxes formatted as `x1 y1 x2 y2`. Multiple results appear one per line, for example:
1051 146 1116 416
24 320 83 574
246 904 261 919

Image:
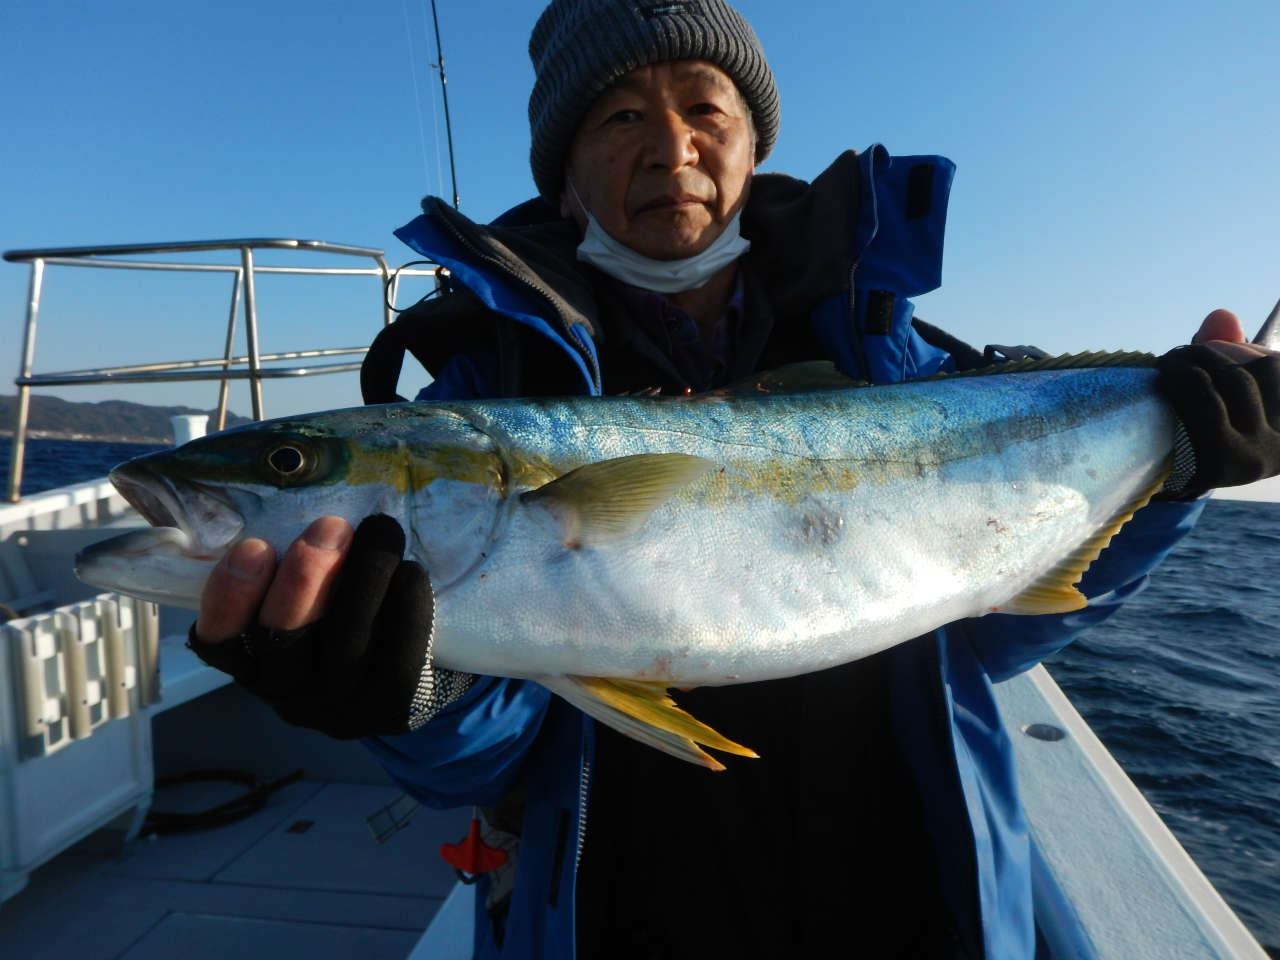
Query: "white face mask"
568 180 750 293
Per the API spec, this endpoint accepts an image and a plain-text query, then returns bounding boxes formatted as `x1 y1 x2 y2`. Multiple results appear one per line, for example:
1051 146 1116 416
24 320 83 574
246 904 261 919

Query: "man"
190 1 1280 957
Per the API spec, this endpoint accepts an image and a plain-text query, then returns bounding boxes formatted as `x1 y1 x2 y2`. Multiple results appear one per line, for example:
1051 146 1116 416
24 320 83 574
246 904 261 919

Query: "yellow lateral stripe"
572 676 759 759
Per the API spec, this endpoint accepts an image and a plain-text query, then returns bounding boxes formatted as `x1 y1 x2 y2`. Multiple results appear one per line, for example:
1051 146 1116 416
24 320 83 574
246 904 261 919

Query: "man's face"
560 60 755 261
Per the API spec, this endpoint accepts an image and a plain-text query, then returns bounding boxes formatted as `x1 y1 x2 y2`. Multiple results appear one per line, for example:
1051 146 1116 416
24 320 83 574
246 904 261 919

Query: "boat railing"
3 238 439 502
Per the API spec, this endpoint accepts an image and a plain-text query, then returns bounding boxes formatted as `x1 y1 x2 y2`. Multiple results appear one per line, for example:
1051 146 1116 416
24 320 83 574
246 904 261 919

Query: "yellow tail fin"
539 674 758 771
998 463 1171 615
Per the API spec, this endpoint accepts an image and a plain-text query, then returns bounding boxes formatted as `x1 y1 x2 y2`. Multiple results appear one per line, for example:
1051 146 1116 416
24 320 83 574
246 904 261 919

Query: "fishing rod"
429 0 460 210
1254 295 1280 350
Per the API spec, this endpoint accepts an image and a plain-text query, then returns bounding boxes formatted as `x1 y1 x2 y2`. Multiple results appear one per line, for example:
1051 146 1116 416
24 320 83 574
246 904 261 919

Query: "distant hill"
0 395 251 442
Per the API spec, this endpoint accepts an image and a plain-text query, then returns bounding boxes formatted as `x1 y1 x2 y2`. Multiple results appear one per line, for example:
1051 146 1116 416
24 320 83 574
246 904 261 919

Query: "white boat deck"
0 685 469 960
5 669 1271 960
0 470 469 960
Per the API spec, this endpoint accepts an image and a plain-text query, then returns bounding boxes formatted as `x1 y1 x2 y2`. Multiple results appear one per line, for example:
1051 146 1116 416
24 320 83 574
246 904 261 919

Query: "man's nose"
644 109 699 170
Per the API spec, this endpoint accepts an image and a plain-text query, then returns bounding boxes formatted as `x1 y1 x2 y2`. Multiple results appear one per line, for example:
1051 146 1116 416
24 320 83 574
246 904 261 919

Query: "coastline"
0 396 246 446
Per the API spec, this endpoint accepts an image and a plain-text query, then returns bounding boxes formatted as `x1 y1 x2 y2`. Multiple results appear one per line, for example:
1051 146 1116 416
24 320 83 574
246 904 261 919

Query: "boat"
0 239 1273 959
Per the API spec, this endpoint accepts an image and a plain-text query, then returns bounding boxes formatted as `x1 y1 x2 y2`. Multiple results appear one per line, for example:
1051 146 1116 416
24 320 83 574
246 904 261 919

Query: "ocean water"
1046 497 1280 956
3 436 1277 954
1 436 166 494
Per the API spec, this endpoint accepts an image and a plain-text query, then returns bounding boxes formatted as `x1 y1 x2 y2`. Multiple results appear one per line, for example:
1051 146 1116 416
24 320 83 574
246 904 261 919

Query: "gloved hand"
188 514 474 738
1155 337 1280 499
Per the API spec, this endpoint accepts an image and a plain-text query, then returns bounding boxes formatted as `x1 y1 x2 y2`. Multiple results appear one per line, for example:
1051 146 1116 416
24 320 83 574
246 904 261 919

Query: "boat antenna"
429 0 461 209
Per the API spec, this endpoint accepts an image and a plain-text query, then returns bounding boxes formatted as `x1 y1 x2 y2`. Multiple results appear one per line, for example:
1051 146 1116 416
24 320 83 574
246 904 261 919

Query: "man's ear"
560 177 588 229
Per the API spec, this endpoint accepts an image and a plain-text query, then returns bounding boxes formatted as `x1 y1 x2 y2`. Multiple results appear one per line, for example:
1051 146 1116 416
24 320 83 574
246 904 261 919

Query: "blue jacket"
366 147 1204 959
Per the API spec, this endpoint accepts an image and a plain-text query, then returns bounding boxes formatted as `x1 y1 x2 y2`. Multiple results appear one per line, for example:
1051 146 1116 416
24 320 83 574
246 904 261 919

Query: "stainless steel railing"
3 238 438 502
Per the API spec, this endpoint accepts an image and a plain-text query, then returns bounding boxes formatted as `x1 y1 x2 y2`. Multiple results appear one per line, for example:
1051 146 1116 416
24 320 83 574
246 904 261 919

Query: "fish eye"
263 441 315 483
269 446 304 474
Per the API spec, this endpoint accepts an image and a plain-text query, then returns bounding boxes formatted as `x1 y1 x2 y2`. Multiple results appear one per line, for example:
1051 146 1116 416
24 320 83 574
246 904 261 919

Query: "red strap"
439 817 508 875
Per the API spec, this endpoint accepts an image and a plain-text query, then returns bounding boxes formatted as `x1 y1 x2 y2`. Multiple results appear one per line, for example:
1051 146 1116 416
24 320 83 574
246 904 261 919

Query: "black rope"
141 768 305 836
385 260 448 314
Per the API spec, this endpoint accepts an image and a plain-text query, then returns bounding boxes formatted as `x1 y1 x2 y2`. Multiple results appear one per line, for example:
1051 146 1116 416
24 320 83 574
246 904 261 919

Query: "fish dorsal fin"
717 352 1154 397
997 462 1171 615
714 361 867 396
939 350 1158 382
522 453 713 548
539 675 758 771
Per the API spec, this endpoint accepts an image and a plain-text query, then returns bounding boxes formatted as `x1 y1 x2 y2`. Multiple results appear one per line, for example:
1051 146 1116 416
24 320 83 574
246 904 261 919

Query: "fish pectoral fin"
521 453 713 548
998 463 1171 616
539 675 758 771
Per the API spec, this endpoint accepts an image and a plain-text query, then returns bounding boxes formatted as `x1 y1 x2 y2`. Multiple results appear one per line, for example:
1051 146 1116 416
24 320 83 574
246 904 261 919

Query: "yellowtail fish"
77 355 1174 768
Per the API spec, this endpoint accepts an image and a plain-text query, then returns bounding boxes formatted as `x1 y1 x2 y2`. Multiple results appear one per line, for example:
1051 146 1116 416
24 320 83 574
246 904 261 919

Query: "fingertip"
352 513 407 556
197 538 276 642
259 523 352 631
226 538 275 581
1193 308 1244 344
300 516 354 553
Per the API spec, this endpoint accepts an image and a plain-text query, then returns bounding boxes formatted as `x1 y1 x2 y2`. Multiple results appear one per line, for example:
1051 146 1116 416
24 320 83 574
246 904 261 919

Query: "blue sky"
2 0 1278 417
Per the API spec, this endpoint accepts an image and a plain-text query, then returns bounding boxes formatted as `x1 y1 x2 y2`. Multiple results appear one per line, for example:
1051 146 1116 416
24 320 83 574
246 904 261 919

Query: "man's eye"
689 102 718 116
605 109 642 125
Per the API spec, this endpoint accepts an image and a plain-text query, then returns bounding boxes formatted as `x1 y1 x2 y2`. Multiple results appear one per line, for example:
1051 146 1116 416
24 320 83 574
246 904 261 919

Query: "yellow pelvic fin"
998 462 1171 615
521 453 713 548
539 675 758 771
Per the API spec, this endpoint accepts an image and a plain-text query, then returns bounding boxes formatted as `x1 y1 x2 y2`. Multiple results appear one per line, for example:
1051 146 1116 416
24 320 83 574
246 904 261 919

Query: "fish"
77 354 1176 769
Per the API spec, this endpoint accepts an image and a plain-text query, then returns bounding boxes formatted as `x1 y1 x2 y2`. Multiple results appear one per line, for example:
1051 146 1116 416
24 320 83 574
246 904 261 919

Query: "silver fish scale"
428 366 1174 685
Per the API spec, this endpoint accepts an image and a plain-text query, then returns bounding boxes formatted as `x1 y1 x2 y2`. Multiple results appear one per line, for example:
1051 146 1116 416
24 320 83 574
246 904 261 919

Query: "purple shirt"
610 271 746 393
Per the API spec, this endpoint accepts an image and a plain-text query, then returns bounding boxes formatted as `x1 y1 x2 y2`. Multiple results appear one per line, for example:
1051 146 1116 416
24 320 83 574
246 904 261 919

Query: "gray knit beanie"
528 0 780 203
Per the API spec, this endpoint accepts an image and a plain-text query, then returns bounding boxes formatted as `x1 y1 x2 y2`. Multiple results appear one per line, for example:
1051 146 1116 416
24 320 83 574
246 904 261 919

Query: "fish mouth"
109 461 245 558
111 468 178 528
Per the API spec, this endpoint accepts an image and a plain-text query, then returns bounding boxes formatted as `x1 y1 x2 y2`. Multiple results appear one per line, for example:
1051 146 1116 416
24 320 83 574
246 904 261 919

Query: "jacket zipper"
574 754 591 867
435 210 603 395
847 261 872 383
546 738 591 915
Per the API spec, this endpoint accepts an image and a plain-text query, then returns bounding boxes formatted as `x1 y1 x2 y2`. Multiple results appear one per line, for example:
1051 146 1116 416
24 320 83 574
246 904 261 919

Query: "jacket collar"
741 149 864 322
421 197 601 342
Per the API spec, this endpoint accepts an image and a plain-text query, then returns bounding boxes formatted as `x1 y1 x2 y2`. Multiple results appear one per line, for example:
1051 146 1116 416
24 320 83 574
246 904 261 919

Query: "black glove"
188 514 474 738
1155 343 1280 499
